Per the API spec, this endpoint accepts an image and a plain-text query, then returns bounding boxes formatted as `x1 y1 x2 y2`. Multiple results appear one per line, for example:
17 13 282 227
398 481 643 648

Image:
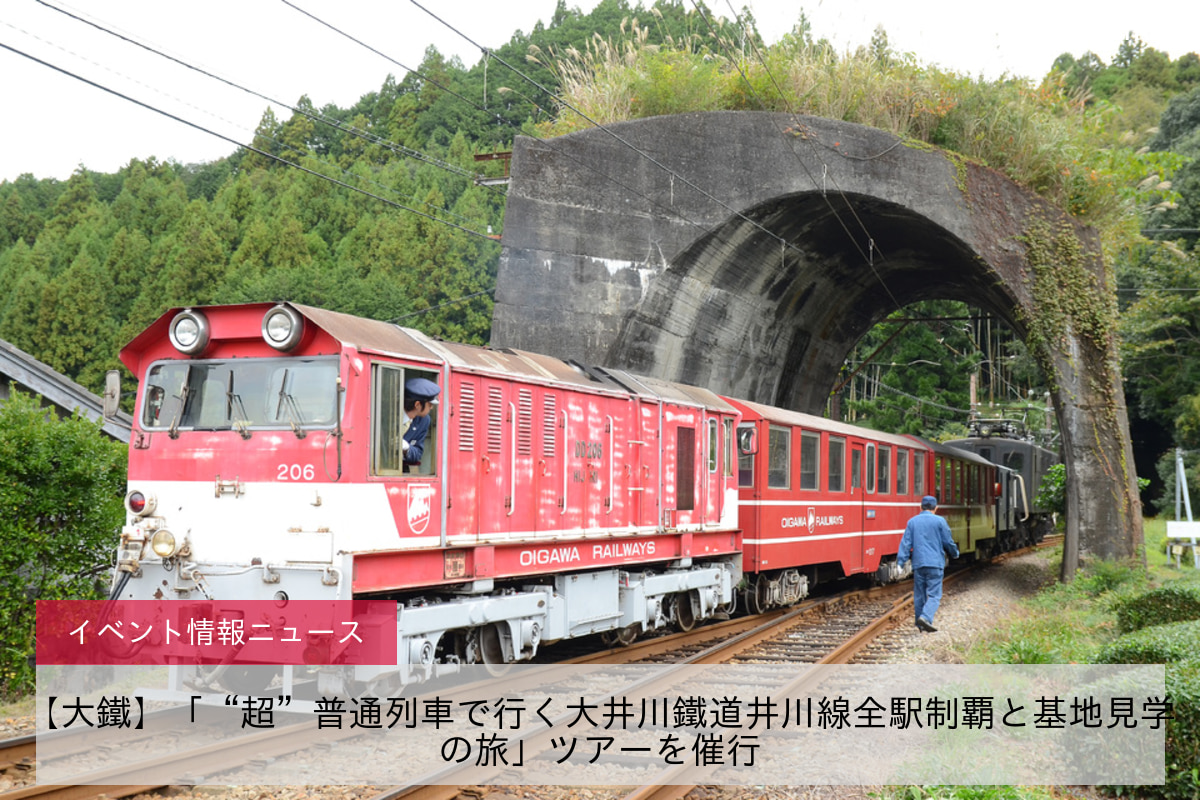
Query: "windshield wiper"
168 365 194 439
226 371 252 440
275 369 307 439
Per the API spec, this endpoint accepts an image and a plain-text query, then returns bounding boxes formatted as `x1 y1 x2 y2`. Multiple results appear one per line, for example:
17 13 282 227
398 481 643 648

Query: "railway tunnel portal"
491 111 1141 568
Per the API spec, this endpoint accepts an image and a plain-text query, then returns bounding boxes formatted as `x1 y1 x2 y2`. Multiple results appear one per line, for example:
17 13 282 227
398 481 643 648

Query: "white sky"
0 0 1196 183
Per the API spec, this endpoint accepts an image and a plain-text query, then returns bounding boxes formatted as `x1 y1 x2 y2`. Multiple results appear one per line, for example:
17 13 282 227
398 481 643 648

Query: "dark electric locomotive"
945 417 1060 550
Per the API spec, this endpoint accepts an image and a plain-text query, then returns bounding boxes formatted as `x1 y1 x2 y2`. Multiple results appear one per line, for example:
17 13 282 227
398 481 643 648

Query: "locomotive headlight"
150 529 178 558
262 305 304 352
169 309 210 355
125 490 157 518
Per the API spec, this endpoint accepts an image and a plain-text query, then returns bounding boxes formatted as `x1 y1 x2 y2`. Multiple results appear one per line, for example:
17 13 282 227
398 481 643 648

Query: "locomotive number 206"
277 463 316 481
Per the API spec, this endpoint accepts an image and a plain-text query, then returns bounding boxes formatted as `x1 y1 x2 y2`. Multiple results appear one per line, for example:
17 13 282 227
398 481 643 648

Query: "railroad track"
2 538 1060 800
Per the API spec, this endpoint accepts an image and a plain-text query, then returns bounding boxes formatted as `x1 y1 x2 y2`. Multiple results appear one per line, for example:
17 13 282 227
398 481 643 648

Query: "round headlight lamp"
125 490 157 518
169 309 210 355
262 305 304 352
150 529 178 559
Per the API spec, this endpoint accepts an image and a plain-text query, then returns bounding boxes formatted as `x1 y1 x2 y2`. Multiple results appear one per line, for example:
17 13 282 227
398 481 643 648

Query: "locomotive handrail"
508 401 516 517
606 414 614 514
560 409 568 515
1014 472 1031 522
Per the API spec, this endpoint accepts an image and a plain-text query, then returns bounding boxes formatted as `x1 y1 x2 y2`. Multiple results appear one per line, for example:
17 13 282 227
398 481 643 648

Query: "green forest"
2 0 1200 508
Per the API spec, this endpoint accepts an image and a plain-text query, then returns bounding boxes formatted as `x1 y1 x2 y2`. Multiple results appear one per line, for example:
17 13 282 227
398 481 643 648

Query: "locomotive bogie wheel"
754 573 773 615
601 624 640 647
673 591 697 632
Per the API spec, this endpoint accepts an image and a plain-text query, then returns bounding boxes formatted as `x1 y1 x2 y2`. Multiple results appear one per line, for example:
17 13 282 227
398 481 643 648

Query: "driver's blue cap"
921 495 938 509
405 377 441 401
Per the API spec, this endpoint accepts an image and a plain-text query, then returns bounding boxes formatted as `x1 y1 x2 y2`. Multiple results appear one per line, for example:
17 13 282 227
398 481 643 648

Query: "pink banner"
37 599 397 665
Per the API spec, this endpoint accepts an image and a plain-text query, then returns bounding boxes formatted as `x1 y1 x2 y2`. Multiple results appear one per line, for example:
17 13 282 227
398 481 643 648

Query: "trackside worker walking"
897 495 959 632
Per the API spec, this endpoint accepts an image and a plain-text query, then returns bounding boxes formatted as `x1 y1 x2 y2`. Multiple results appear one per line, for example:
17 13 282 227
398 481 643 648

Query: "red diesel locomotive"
110 302 1002 687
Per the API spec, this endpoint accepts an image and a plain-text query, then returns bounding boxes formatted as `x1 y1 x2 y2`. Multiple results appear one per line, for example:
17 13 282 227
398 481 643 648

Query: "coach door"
847 442 866 573
702 414 724 526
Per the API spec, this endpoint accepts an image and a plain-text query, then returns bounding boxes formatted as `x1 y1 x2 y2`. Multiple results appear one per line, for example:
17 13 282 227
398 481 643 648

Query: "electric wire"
386 289 494 324
17 0 774 317
33 0 501 199
277 0 807 255
705 0 905 313
857 372 971 415
3 17 491 233
404 0 839 267
0 39 499 244
4 16 485 231
280 0 513 131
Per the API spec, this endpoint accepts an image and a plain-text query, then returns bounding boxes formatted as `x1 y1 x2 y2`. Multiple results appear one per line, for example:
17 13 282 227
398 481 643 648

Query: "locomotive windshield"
141 357 339 432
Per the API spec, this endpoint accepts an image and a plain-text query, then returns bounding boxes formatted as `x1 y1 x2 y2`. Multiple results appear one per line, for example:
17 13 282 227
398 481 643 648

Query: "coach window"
768 425 791 489
828 437 846 492
896 448 909 495
737 423 755 487
800 431 819 491
878 445 891 494
934 456 943 499
914 451 925 496
865 444 876 493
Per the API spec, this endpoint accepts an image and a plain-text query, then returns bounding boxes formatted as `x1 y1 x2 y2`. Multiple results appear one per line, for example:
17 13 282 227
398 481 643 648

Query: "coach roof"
729 396 919 450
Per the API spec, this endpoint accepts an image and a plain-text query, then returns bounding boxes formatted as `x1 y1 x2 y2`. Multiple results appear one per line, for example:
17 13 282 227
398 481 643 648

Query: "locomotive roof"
909 435 1002 467
943 436 1059 459
729 397 918 449
125 303 736 413
297 305 736 411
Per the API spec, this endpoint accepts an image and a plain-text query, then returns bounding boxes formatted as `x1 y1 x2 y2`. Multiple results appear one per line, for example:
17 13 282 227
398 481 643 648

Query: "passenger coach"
730 400 1000 611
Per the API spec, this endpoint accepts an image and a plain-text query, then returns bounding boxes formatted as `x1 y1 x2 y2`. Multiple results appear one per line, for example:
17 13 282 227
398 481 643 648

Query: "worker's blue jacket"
897 510 959 569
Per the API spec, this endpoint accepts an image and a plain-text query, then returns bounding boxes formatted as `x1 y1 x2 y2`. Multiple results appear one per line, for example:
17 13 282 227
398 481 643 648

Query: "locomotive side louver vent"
459 382 475 451
543 394 556 454
518 389 533 456
487 386 504 454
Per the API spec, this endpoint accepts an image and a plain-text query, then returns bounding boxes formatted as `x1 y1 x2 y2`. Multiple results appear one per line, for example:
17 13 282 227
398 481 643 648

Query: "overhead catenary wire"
18 0 808 289
386 289 494 324
4 11 500 233
703 0 905 314
33 0 495 191
280 0 513 132
0 39 499 244
403 0 841 271
279 0 748 250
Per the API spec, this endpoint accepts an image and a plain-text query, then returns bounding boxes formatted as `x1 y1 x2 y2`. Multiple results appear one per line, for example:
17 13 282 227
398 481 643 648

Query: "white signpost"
1167 448 1200 569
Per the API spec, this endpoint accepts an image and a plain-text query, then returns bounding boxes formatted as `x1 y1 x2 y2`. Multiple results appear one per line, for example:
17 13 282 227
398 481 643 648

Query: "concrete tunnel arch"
491 111 1142 569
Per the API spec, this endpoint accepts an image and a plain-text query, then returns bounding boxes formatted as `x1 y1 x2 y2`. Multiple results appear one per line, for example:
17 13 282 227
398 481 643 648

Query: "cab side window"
371 364 439 477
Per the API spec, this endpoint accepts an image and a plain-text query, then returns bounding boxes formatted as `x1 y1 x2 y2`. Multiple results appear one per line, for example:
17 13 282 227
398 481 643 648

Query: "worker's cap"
921 495 938 509
405 377 441 402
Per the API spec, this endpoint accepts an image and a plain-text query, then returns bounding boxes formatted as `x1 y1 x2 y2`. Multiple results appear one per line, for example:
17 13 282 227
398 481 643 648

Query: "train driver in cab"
402 377 440 473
